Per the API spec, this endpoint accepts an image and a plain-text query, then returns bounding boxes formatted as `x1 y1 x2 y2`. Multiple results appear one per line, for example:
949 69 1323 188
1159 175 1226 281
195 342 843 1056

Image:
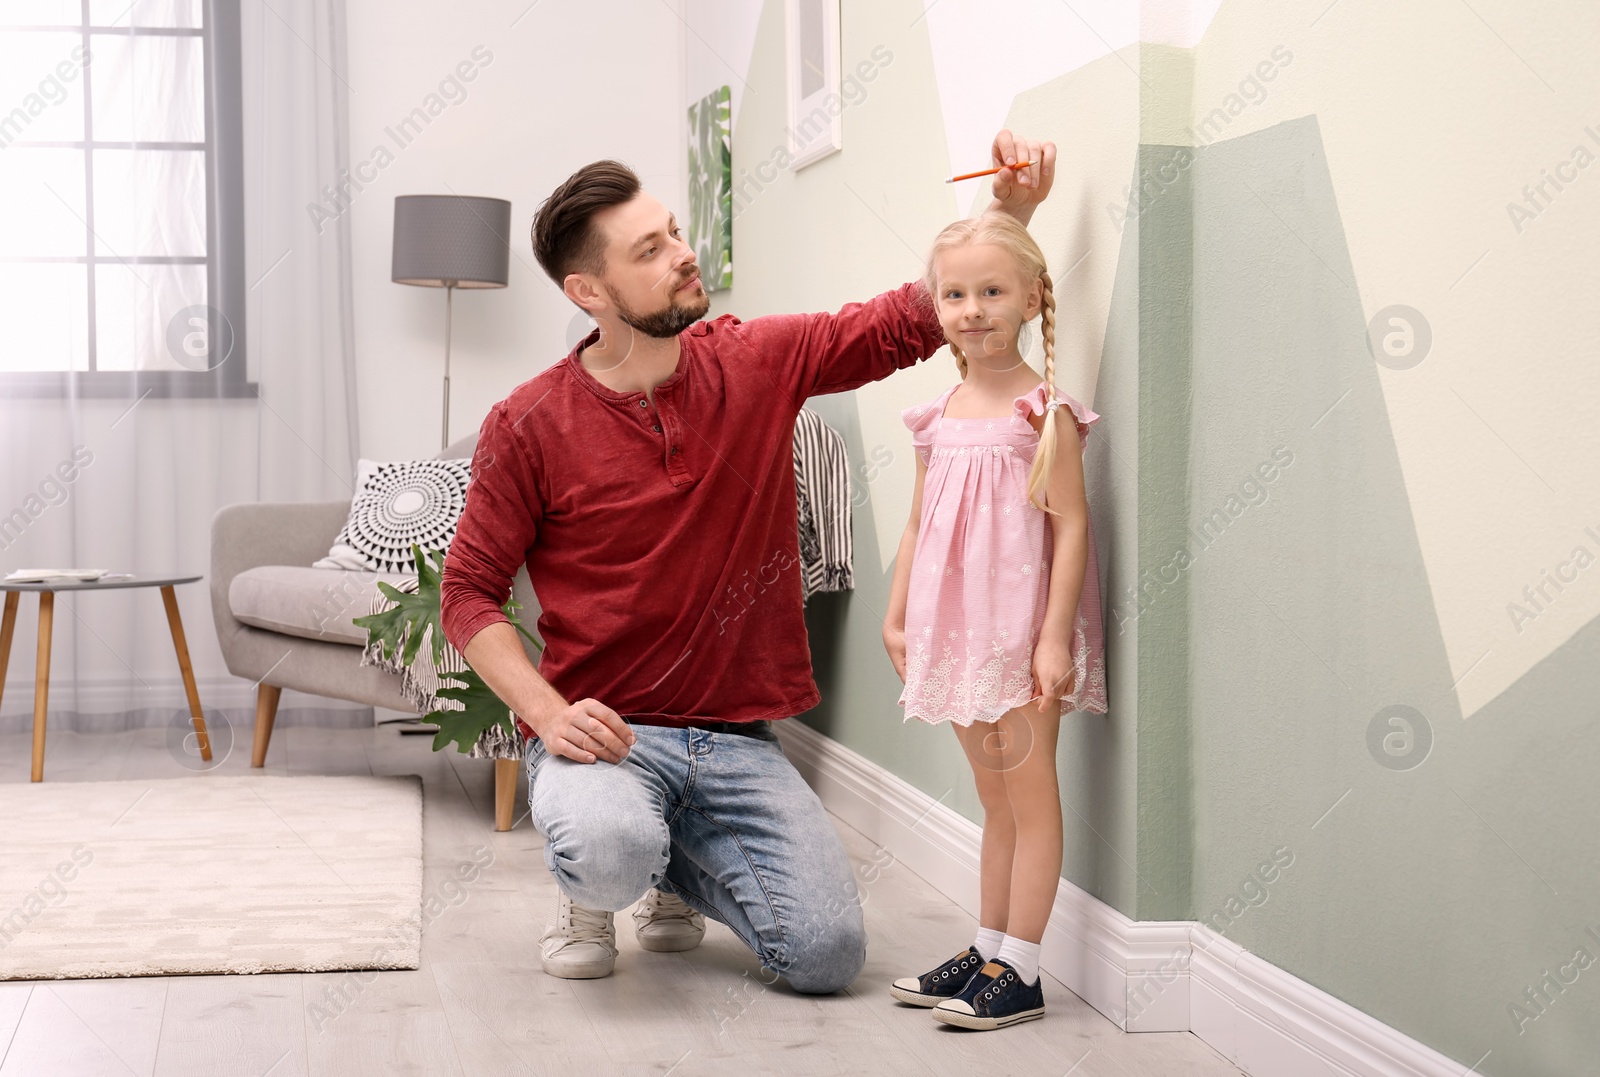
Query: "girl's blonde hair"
924 212 1064 515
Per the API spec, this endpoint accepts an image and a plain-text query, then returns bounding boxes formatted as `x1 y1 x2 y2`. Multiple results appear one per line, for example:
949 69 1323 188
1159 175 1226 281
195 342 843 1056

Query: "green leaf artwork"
687 84 733 292
354 542 542 754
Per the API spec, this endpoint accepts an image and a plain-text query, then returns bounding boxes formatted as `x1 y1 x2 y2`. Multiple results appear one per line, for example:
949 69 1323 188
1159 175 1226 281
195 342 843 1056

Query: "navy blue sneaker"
889 947 988 1007
931 958 1045 1030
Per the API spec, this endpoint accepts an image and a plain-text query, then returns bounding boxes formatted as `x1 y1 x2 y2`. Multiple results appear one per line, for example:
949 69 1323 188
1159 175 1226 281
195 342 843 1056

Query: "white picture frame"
784 0 842 170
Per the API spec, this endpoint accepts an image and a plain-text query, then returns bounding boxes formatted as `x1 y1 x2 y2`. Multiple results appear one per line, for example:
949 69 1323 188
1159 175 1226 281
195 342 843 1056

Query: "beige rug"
0 774 423 980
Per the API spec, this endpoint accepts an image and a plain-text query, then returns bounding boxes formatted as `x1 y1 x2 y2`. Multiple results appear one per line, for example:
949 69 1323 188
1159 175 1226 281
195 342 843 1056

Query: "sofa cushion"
312 458 472 574
230 566 417 646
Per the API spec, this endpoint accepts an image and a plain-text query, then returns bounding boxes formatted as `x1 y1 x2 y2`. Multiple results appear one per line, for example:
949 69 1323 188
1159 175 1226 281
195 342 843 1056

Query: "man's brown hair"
530 159 642 285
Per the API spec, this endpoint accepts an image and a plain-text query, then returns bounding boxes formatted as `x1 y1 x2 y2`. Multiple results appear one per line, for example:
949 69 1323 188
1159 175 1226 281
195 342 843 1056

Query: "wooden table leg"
32 591 53 782
0 592 17 715
160 585 212 762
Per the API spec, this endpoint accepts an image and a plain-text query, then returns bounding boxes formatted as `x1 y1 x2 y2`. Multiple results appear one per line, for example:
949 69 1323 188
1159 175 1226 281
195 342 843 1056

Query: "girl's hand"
882 623 908 683
1031 632 1075 712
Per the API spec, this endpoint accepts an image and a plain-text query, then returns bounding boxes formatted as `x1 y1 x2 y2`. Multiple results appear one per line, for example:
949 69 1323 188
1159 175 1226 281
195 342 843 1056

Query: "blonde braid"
1026 270 1061 515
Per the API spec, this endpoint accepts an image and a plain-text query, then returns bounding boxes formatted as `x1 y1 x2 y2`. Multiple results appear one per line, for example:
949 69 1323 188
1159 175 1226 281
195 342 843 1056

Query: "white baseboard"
774 719 1471 1077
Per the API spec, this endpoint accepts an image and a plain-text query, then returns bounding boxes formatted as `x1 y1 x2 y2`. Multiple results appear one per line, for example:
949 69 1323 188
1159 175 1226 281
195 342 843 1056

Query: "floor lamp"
391 194 512 450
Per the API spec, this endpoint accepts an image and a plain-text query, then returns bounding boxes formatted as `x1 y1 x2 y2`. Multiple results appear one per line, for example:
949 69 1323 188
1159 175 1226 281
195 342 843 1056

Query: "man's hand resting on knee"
531 698 636 764
461 621 636 764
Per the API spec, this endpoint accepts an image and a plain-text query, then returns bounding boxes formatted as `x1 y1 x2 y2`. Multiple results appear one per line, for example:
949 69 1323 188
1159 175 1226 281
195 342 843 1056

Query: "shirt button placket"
642 396 666 445
657 396 684 473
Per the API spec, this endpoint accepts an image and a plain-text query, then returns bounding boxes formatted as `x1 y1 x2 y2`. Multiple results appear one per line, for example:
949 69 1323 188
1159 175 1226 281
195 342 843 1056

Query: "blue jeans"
524 720 866 994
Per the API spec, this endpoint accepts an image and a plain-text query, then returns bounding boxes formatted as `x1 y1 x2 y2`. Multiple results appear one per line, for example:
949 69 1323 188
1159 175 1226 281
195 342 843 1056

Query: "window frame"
0 0 251 399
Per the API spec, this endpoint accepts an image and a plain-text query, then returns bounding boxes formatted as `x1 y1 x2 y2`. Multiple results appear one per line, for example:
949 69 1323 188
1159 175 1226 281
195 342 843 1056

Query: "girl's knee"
973 772 1013 818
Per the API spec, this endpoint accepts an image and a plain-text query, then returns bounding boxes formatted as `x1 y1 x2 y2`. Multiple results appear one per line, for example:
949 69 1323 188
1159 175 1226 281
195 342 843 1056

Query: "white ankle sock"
997 935 1041 984
973 927 1004 961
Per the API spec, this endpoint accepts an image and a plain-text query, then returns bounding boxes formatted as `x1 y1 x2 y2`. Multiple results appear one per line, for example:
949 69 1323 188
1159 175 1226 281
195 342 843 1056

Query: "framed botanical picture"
687 84 733 292
785 0 842 169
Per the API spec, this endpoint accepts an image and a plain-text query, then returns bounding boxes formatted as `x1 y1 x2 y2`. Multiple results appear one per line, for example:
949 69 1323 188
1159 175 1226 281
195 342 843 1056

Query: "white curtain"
0 0 358 733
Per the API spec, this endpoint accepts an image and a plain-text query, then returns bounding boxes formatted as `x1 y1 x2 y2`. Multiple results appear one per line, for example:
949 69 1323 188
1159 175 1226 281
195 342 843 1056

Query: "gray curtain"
0 0 359 733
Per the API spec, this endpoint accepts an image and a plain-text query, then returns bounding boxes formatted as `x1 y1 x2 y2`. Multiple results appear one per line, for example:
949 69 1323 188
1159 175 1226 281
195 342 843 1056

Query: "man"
440 130 1055 992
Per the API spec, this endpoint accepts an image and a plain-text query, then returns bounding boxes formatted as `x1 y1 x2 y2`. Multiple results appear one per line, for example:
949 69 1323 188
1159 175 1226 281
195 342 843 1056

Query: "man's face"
584 193 709 338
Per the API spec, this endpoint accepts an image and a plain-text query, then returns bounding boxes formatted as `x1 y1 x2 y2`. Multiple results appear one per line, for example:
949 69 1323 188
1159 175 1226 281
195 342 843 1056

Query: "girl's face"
933 243 1043 363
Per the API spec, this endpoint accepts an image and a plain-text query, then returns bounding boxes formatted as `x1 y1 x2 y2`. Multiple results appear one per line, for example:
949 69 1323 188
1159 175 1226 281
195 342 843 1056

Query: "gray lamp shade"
391 195 512 288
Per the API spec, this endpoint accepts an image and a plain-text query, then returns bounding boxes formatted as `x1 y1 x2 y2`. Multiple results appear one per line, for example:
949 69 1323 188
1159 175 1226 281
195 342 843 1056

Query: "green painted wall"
1180 91 1598 1077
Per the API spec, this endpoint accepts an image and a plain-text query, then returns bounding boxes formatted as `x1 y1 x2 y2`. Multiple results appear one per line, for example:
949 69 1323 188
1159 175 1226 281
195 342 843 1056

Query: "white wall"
343 0 689 461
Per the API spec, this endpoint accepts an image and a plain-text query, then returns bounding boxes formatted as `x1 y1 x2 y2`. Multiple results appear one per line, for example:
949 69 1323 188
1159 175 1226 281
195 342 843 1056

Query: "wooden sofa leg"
252 684 282 767
494 758 518 832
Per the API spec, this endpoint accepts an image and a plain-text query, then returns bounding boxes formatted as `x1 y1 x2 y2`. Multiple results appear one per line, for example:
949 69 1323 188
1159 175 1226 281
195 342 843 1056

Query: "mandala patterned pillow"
313 458 473 574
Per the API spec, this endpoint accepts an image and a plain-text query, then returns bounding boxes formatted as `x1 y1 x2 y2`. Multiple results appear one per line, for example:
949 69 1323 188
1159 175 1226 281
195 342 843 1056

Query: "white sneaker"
631 888 706 952
540 890 618 979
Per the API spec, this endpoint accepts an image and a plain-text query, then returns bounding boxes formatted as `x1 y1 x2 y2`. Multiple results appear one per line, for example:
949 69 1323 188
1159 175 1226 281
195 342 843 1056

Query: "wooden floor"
0 721 1242 1077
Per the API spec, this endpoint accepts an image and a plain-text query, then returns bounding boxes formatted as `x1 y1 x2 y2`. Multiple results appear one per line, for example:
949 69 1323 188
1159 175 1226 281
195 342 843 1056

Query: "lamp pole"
442 281 455 451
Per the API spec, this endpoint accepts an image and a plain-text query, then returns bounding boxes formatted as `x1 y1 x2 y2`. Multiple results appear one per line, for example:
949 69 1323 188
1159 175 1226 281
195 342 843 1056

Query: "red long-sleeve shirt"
439 280 947 737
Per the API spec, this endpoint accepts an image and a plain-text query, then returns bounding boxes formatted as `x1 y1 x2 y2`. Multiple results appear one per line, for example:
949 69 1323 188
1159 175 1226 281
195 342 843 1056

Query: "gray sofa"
209 433 539 829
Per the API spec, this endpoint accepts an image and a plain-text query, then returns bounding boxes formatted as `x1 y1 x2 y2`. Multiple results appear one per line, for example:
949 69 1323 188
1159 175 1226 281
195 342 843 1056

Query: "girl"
883 212 1108 1030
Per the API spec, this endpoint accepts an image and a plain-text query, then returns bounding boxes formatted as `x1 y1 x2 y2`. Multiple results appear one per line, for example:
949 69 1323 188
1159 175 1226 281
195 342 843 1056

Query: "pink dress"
897 380 1109 726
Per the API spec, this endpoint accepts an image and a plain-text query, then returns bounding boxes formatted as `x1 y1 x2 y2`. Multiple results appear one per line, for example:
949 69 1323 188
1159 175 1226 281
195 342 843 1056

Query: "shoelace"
641 892 701 924
559 901 613 939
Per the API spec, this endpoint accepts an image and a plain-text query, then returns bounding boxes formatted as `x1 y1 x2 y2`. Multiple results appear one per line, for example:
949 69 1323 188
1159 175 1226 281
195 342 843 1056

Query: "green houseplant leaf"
354 542 542 755
427 668 514 755
352 544 448 668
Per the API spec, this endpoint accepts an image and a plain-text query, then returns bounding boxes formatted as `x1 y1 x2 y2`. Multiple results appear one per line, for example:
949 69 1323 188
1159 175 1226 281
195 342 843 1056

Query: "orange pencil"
945 160 1033 184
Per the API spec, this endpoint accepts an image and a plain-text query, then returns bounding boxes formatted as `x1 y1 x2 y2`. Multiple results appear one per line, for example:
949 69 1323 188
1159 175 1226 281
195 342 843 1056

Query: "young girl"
883 212 1108 1030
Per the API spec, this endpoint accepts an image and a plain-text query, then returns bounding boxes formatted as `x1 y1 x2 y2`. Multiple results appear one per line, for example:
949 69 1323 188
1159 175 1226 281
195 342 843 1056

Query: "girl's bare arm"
885 452 928 631
1037 411 1090 644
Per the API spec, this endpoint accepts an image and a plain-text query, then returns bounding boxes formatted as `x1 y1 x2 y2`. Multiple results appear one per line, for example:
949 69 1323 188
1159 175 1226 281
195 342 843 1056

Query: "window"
0 0 247 397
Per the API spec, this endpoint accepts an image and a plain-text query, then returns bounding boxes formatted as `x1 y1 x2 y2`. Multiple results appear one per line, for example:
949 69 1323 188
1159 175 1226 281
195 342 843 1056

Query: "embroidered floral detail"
926 443 1036 459
903 599 1107 725
901 631 1040 726
1021 564 1031 575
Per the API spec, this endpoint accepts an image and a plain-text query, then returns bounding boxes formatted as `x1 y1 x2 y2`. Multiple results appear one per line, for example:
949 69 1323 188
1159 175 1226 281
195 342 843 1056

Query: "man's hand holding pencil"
953 129 1057 226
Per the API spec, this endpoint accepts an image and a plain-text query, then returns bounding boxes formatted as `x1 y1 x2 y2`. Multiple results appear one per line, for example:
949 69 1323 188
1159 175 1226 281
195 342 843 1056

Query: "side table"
0 574 212 781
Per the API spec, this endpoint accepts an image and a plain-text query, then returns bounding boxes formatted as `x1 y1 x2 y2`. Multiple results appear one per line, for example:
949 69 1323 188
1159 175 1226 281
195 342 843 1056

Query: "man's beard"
610 276 709 338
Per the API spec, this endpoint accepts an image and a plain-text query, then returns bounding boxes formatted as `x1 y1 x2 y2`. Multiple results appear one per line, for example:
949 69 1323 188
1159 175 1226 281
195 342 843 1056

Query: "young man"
439 131 1055 991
